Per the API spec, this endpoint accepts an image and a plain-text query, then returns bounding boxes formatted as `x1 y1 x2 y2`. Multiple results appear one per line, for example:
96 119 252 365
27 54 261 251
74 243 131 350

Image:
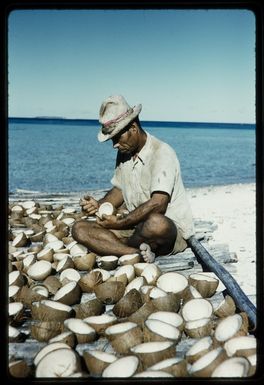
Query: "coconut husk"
184 318 214 339
43 275 62 295
49 331 76 348
83 350 117 376
73 252 96 271
189 348 228 377
188 273 219 298
143 319 181 344
73 298 105 319
128 302 156 327
94 281 125 305
151 292 181 312
107 324 144 354
131 341 176 369
53 281 81 306
31 300 73 321
78 270 103 293
113 288 143 318
16 285 46 307
31 320 63 342
9 360 31 378
214 294 236 318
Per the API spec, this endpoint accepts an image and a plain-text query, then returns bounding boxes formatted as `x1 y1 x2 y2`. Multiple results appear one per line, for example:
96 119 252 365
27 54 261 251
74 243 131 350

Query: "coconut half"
189 347 227 377
214 313 249 344
148 356 187 377
119 253 141 266
105 321 143 354
12 232 29 248
49 330 76 348
78 270 103 293
141 264 162 285
134 262 149 276
130 340 176 369
114 264 135 282
184 318 213 338
31 320 63 342
94 280 125 304
102 355 140 378
59 268 81 285
97 202 115 219
70 243 88 257
83 350 117 376
31 299 73 321
9 360 31 378
97 255 118 270
73 298 104 319
33 342 71 366
35 348 81 377
156 272 189 298
211 356 250 377
148 311 184 331
214 294 236 318
224 335 256 358
188 273 219 298
181 298 213 322
53 281 81 305
64 318 96 344
84 314 117 335
113 288 143 318
144 319 181 343
56 255 74 273
27 260 52 281
72 252 96 271
9 270 25 287
186 336 214 364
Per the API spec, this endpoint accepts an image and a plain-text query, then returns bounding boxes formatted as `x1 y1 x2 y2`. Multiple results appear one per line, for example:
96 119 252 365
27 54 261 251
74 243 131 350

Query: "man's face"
111 123 138 154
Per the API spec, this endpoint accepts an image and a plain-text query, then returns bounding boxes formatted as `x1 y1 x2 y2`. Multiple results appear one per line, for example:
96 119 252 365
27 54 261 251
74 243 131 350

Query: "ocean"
8 118 255 195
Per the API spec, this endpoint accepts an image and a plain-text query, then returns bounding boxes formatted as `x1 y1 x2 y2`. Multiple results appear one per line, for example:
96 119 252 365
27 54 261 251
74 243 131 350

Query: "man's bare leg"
72 220 139 256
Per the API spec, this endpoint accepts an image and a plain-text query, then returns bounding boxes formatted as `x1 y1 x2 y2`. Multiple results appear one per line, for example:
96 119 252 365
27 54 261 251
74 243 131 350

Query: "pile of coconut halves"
8 200 256 378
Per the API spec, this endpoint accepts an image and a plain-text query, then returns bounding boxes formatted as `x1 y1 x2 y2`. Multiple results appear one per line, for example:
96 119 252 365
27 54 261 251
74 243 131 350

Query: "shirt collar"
134 131 151 165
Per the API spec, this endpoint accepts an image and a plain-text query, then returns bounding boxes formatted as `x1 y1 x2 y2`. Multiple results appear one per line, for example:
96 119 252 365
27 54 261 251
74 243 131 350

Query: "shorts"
110 227 187 255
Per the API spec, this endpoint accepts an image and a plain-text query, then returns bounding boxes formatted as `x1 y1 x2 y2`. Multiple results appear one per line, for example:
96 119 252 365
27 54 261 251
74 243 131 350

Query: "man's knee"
71 220 89 242
143 212 176 237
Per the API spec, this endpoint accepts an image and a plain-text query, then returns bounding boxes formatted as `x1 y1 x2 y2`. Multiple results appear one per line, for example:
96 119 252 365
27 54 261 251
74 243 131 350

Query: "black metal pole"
187 236 256 329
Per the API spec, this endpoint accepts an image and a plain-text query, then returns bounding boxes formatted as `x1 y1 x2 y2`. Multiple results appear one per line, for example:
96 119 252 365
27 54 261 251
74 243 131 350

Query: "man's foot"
139 243 155 263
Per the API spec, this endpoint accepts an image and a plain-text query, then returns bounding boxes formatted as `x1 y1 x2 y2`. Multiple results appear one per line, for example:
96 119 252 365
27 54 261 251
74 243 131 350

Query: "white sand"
186 183 256 296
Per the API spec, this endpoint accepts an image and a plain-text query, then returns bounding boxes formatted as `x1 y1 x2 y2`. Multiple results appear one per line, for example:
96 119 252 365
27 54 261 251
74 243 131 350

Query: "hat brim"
97 104 142 142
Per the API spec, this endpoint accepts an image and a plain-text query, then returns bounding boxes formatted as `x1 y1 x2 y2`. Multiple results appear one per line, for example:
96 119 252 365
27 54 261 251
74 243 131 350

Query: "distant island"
8 117 255 130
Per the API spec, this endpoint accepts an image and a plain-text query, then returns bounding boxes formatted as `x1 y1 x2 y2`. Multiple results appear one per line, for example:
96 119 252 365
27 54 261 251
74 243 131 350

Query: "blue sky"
8 9 255 123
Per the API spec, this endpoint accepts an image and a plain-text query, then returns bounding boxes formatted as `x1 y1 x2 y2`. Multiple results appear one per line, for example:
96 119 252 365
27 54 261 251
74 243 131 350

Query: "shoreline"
9 182 257 296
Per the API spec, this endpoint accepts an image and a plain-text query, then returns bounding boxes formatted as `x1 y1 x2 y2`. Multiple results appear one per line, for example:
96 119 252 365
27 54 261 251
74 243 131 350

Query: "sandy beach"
186 183 256 297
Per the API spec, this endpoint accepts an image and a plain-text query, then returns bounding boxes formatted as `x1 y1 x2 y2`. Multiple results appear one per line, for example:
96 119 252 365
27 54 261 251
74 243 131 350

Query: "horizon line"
8 116 255 126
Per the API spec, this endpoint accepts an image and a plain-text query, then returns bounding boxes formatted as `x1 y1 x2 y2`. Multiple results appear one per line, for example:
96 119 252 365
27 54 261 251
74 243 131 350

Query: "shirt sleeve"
150 144 180 197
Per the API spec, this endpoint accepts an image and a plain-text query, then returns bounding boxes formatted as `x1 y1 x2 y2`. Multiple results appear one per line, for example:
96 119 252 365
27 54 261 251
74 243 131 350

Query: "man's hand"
96 214 121 229
80 195 99 215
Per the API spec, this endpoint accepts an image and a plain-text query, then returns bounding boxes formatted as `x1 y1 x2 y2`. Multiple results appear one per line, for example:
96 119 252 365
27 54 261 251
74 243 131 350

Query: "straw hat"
98 95 142 142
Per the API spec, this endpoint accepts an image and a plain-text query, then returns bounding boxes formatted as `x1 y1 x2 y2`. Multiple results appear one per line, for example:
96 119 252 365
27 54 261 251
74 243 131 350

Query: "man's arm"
98 191 170 229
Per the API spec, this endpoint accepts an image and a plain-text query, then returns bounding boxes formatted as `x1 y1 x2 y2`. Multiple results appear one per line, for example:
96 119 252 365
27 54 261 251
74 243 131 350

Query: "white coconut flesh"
29 213 41 220
9 271 24 286
12 232 27 247
247 354 256 366
54 281 79 301
9 285 20 298
31 285 49 297
190 273 219 283
11 204 24 212
23 254 36 268
211 357 250 377
53 253 71 262
37 248 54 260
44 233 59 243
114 265 135 282
102 356 139 377
224 336 257 357
49 331 74 343
21 200 35 209
134 371 174 377
148 311 184 328
44 220 55 229
93 269 111 282
149 356 184 370
67 241 77 250
140 285 154 295
84 314 117 325
189 285 203 298
45 240 64 251
189 347 224 374
134 262 149 275
98 202 114 218
59 268 81 283
35 348 80 377
9 302 23 316
156 272 188 293
62 207 76 214
186 336 213 357
62 217 75 226
185 317 211 329
182 298 213 321
64 318 95 334
34 342 72 366
141 264 161 284
214 314 244 342
119 253 139 264
99 256 118 263
149 287 167 299
70 243 88 257
145 319 180 340
9 325 20 339
105 322 138 336
27 260 52 280
38 299 72 313
131 341 174 354
56 256 73 272
85 350 117 363
125 277 146 294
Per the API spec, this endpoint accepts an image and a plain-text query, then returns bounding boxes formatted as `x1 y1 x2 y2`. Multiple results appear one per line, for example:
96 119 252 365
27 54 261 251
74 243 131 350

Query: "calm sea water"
8 119 255 194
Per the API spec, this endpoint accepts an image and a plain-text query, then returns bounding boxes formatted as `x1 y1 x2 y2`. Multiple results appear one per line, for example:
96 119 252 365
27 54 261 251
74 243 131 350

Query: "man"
72 95 194 262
